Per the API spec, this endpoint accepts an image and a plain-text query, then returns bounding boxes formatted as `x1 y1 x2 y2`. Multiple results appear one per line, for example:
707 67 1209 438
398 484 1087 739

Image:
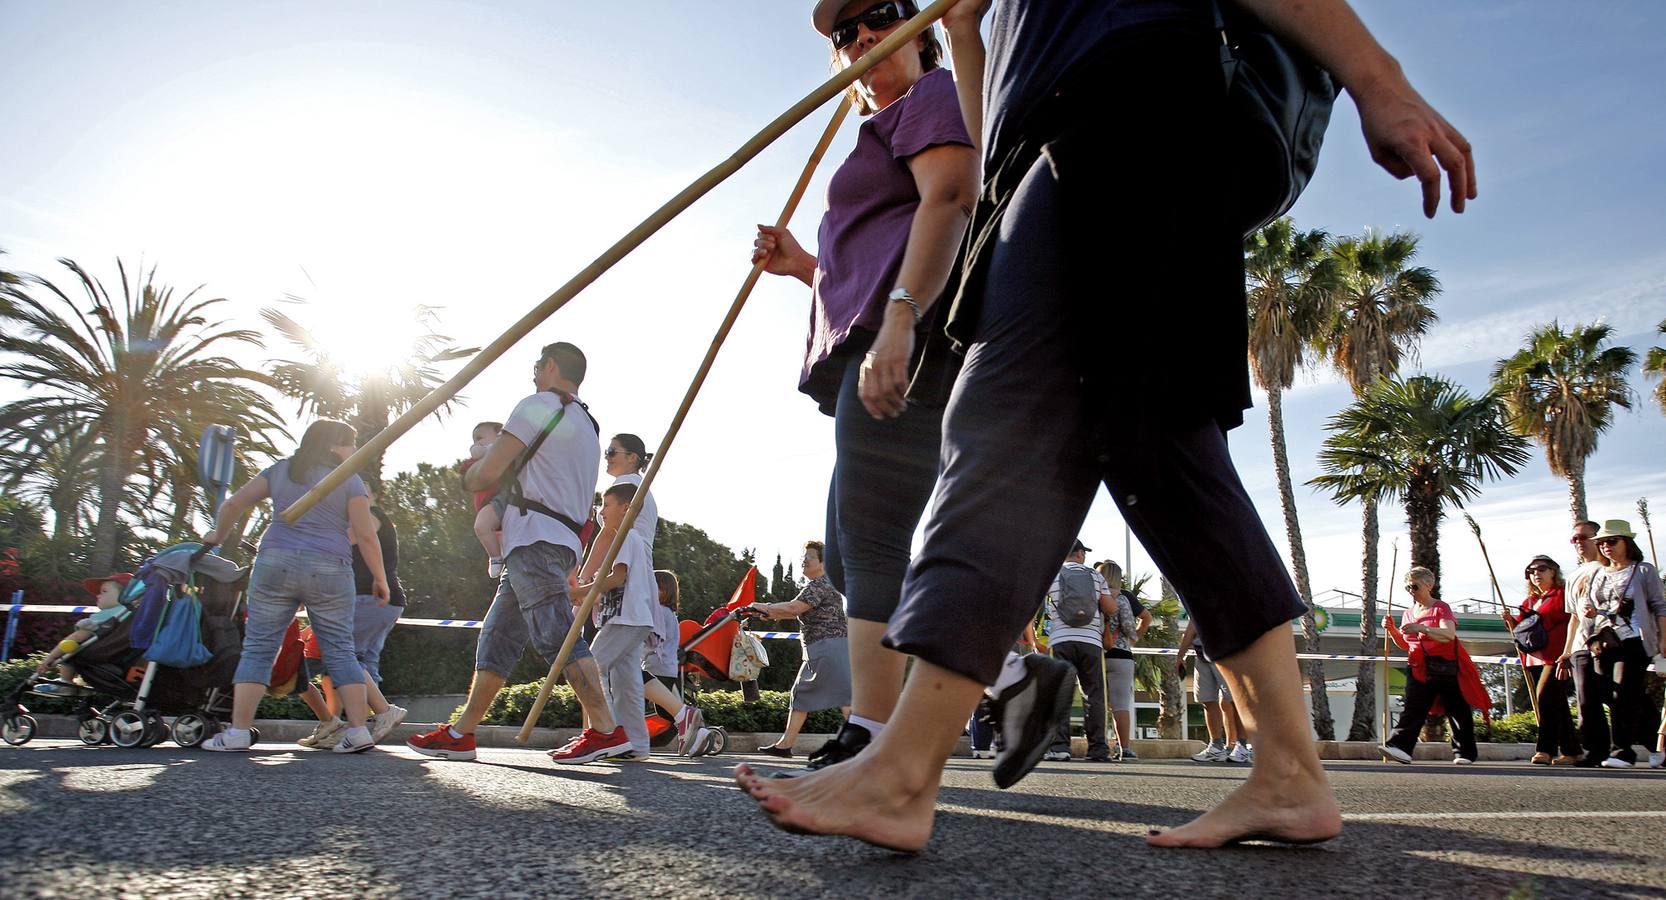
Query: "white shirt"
612 471 659 551
500 391 601 559
607 529 658 629
1044 563 1111 647
643 603 679 677
1565 560 1606 653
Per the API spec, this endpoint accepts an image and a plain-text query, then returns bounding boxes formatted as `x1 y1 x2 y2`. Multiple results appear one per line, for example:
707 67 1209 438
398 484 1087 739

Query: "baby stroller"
2 543 249 749
661 594 771 756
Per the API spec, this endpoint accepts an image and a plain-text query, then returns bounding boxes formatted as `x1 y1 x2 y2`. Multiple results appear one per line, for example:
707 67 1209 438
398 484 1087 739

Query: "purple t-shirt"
801 66 972 412
257 458 367 563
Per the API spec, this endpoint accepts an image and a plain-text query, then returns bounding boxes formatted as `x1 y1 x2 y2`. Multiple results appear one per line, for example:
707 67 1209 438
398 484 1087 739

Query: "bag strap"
503 389 598 540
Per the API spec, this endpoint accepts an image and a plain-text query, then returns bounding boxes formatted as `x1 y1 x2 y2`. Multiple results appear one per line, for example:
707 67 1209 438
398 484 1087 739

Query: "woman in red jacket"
1380 566 1482 765
1503 555 1582 765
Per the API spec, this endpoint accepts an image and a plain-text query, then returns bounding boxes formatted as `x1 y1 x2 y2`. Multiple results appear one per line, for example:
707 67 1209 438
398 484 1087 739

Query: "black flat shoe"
770 723 871 779
757 745 793 758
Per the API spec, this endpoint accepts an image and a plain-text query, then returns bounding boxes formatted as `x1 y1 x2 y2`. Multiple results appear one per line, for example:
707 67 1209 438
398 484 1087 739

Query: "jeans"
1387 670 1478 761
1049 640 1108 757
353 595 403 684
475 542 591 678
592 622 650 752
822 332 944 623
234 547 365 688
1524 663 1581 757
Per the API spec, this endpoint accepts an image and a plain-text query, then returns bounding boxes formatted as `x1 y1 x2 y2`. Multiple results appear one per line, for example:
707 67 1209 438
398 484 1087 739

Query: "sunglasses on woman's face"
603 447 631 458
1596 537 1621 546
1526 565 1554 575
832 1 908 50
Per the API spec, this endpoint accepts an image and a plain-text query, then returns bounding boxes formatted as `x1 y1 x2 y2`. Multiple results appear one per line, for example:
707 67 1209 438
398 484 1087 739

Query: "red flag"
705 566 759 625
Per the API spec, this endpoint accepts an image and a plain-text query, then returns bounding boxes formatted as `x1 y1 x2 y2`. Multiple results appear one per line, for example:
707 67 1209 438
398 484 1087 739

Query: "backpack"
1054 565 1100 629
142 590 214 669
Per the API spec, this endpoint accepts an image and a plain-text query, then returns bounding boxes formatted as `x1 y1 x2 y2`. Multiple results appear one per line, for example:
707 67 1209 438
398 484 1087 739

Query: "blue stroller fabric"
143 592 213 668
126 570 172 652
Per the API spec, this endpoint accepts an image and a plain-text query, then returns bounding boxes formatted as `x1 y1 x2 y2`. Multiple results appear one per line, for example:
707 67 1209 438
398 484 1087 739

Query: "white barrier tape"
13 605 1645 670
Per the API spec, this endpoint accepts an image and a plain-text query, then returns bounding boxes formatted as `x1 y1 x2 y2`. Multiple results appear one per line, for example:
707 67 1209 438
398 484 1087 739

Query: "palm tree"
1246 217 1339 739
1321 230 1440 740
1311 375 1531 590
0 415 101 542
262 302 476 487
1491 322 1636 523
1641 319 1666 417
1155 576 1188 739
0 259 286 573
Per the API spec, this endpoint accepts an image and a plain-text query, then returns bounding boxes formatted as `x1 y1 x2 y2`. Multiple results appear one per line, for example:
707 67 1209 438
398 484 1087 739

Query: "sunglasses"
1596 537 1621 545
1525 565 1554 575
1569 533 1593 543
603 447 635 458
831 1 908 50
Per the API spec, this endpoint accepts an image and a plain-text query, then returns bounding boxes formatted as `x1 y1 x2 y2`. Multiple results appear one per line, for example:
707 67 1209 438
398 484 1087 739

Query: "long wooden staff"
515 98 852 742
1465 512 1539 723
279 0 968 525
1381 539 1397 742
1639 498 1657 564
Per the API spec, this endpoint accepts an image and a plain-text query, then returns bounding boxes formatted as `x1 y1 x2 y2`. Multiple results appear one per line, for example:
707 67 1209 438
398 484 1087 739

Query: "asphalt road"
3 740 1664 899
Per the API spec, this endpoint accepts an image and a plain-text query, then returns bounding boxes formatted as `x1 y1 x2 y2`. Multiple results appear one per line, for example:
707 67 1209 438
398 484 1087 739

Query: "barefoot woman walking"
738 0 1476 850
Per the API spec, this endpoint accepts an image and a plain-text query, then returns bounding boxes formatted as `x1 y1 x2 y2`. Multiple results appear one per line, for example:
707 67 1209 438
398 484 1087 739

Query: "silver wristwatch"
887 287 924 324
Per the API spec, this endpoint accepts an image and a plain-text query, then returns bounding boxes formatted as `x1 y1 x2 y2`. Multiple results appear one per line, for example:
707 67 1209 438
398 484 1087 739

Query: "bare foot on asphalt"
1145 769 1342 848
734 759 937 853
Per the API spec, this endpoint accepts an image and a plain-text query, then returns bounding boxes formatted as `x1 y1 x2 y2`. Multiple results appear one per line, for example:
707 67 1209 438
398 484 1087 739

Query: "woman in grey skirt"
756 541 852 757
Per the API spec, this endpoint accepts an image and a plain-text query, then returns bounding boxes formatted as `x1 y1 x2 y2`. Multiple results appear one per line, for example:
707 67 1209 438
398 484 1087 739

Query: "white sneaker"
675 707 705 756
487 558 504 579
1228 743 1254 764
369 705 408 744
686 727 718 758
1191 743 1230 762
1380 743 1413 764
333 726 376 754
1600 757 1633 769
1649 751 1664 769
1453 757 1474 766
1043 750 1072 762
203 729 253 752
970 749 994 760
298 719 345 749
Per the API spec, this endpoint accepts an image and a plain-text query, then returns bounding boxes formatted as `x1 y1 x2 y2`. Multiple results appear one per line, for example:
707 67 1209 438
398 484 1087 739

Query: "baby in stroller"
32 573 135 692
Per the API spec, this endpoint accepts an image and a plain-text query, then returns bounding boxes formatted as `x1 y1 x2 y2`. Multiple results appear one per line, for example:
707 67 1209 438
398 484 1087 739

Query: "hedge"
465 682 844 734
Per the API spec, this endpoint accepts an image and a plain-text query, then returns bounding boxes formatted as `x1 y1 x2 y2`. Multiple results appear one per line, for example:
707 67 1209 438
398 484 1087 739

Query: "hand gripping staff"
278 0 974 526
1465 511 1539 723
515 96 852 741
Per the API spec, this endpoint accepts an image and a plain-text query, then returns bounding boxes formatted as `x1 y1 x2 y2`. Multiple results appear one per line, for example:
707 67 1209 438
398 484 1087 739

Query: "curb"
20 714 1538 760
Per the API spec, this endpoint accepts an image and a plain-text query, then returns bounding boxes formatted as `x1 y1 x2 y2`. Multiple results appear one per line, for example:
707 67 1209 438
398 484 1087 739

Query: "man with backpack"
407 341 631 764
1043 539 1118 762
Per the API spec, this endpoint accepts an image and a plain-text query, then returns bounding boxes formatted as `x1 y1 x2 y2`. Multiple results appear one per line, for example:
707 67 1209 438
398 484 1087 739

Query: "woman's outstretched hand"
1351 72 1477 218
752 225 815 285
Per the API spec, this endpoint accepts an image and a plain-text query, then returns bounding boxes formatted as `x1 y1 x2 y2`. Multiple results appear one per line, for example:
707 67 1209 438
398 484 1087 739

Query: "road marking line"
1346 810 1666 822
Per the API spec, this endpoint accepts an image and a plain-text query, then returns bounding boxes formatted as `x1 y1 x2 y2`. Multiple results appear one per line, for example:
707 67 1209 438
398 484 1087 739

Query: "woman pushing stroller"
200 419 405 753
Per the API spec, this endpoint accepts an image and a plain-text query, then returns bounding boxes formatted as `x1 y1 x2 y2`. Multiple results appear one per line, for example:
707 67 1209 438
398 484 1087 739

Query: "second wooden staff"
516 98 853 742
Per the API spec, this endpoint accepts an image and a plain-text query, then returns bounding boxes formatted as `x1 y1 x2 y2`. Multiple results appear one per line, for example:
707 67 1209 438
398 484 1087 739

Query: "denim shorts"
475 542 591 678
234 547 366 688
1194 657 1233 704
353 594 403 683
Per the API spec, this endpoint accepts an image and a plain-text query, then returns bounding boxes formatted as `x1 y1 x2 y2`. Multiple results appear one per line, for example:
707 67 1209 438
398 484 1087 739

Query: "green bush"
467 683 844 734
1474 710 1541 744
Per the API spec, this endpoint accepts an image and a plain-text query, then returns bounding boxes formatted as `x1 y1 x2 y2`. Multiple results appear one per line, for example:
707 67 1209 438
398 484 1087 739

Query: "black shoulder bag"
1211 0 1338 237
1587 564 1639 657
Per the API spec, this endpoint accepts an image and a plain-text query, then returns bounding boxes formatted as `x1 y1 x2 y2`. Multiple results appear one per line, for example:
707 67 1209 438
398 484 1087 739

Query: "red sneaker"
547 726 630 764
406 724 477 761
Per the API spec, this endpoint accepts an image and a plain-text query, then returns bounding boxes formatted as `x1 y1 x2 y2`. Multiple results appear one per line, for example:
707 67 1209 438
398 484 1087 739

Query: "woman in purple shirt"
200 419 397 753
750 0 981 773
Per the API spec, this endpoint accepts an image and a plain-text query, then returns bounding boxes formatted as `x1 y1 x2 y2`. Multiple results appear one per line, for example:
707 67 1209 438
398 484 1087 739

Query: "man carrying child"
406 341 630 764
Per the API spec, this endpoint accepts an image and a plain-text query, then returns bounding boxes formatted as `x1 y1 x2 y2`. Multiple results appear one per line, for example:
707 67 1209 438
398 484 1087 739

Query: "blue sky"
2 1 1663 617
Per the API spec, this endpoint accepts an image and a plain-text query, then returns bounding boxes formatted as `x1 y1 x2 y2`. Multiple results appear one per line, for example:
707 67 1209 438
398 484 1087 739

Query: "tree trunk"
89 412 130 575
1407 476 1444 593
1157 577 1186 739
1267 389 1335 740
1566 461 1588 525
1348 498 1382 740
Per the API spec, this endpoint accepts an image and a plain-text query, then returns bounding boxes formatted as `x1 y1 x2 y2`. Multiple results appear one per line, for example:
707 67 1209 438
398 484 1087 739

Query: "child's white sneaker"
487 558 504 579
298 719 345 749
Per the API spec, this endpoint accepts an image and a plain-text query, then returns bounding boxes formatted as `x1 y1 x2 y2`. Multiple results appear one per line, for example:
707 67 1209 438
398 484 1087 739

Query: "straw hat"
1593 519 1636 540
